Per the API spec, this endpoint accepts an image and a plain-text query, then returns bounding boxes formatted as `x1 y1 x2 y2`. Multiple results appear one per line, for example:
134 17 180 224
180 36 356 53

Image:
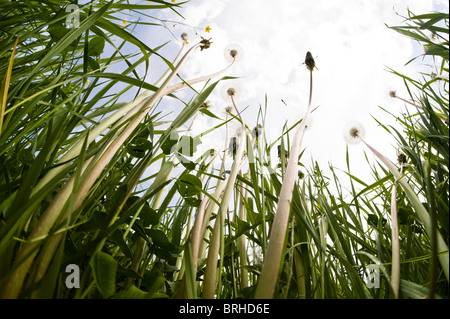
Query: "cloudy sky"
139 0 448 185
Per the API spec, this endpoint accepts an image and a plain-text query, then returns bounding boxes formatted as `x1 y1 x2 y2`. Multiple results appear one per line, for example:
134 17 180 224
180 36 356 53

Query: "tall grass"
0 2 448 299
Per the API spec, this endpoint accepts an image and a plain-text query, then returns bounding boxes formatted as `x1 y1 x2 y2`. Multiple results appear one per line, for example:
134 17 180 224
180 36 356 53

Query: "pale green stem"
237 180 248 289
257 134 267 256
319 215 328 299
293 249 306 299
202 96 246 298
198 111 232 260
390 178 400 299
202 130 246 298
254 71 313 299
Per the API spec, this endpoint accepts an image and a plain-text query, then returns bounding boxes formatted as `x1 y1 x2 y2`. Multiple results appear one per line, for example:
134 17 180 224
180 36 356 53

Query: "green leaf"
147 229 171 248
176 153 196 171
400 279 444 299
177 174 202 197
141 203 160 227
235 216 252 238
108 229 132 258
170 76 237 130
184 196 202 207
183 243 196 298
90 251 118 299
88 36 105 57
48 24 69 42
87 56 100 71
161 131 179 155
127 137 152 158
424 44 449 59
199 107 221 120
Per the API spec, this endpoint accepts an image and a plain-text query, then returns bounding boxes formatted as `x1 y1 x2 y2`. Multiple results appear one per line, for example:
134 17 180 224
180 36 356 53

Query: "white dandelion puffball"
343 121 366 145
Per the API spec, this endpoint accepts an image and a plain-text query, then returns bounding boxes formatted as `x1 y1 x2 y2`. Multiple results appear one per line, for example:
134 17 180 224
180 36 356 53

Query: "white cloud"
150 0 443 183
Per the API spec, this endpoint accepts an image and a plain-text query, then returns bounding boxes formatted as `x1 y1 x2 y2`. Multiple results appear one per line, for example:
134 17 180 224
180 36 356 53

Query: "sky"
137 0 449 187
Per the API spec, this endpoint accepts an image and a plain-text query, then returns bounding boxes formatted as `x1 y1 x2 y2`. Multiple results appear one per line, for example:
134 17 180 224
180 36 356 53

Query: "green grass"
0 2 448 299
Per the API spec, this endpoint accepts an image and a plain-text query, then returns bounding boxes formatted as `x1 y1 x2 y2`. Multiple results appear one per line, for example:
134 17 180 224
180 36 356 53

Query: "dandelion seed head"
200 101 211 109
305 51 316 71
277 145 289 158
343 121 365 145
179 27 197 44
199 37 212 51
220 83 241 101
397 152 407 165
224 44 244 63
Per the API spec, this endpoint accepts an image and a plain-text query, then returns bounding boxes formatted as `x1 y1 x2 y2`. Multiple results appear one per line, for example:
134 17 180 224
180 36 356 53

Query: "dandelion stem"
394 95 446 121
202 93 245 299
391 173 400 299
255 61 314 298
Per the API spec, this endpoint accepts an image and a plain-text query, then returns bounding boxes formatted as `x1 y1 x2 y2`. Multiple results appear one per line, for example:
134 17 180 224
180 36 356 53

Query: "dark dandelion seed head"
298 171 305 179
229 137 238 157
397 153 407 165
305 51 315 71
229 49 238 58
252 124 263 140
200 37 213 51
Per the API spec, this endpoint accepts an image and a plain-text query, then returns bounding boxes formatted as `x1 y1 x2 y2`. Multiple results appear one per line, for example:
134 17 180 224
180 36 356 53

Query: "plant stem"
237 180 249 289
254 70 313 299
390 167 401 299
202 96 246 299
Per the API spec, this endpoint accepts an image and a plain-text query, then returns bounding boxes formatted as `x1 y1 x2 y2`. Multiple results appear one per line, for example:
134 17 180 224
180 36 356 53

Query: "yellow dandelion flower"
123 19 127 25
86 79 90 84
172 0 176 3
205 26 211 33
147 1 151 2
